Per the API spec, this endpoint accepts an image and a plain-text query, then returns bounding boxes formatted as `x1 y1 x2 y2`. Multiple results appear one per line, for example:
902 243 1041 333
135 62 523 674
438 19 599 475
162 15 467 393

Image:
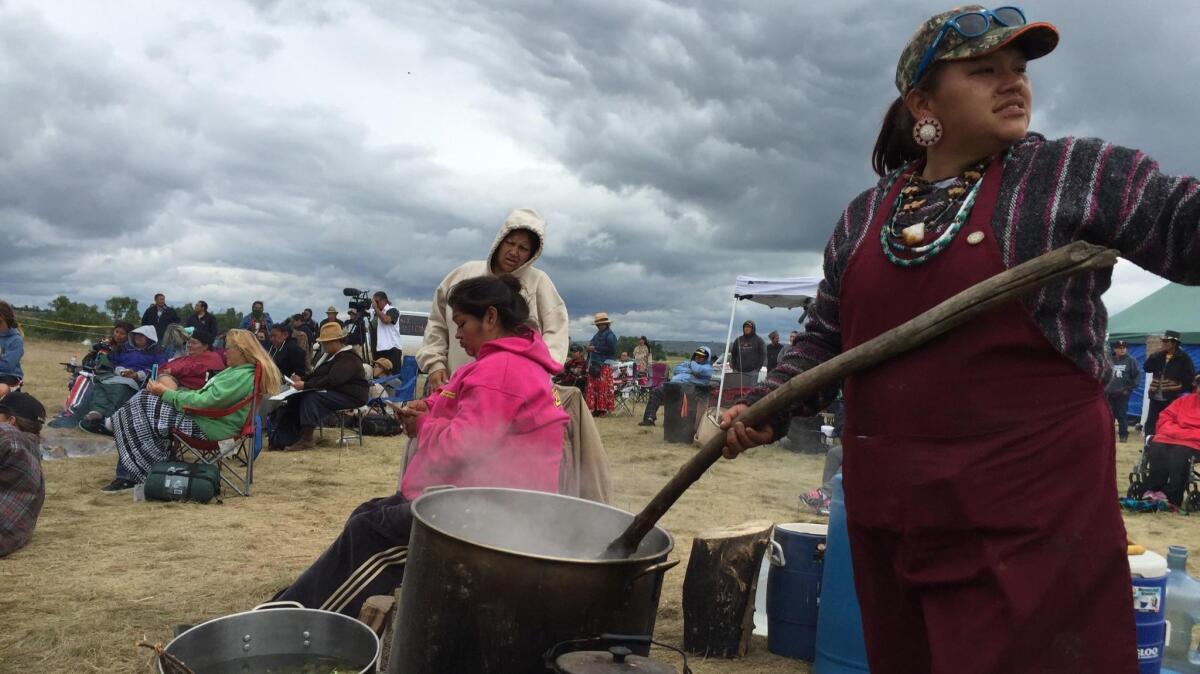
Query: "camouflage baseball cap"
896 5 1059 95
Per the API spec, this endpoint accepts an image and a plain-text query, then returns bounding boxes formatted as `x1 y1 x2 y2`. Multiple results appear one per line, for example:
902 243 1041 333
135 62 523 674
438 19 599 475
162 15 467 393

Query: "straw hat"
325 306 338 314
593 312 612 326
373 357 394 372
315 322 347 343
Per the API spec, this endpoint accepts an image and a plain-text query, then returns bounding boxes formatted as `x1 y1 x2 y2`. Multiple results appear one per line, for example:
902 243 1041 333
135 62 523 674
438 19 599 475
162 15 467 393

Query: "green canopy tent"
1108 283 1200 344
1107 282 1200 421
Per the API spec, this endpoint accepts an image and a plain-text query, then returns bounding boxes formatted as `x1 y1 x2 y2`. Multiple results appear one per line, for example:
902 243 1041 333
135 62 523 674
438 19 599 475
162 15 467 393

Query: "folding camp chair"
168 364 264 497
636 363 669 403
612 378 641 417
345 356 422 442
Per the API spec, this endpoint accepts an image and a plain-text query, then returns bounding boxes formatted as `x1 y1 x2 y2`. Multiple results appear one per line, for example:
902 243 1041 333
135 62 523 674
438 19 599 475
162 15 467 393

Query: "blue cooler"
1131 549 1169 674
767 522 828 660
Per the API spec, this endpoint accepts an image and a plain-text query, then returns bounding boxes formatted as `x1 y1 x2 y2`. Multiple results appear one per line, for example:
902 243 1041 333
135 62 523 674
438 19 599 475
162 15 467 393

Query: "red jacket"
401 330 568 501
160 350 227 390
1156 393 1200 452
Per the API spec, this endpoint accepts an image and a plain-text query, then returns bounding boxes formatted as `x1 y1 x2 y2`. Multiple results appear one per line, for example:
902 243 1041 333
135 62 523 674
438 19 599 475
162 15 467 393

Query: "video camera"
343 288 372 312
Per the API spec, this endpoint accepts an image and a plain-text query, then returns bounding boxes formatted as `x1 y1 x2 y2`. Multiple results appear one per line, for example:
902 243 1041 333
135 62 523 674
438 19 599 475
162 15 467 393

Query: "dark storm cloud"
2 0 1197 341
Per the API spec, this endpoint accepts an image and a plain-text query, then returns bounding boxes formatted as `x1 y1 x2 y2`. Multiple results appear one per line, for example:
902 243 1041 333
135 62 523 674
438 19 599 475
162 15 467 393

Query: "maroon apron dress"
838 159 1137 673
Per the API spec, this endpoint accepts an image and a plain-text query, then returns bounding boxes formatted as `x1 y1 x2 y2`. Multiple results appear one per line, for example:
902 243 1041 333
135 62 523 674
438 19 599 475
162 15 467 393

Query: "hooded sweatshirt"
0 328 24 381
670 347 714 386
416 208 569 377
401 329 569 500
730 321 767 373
110 325 166 379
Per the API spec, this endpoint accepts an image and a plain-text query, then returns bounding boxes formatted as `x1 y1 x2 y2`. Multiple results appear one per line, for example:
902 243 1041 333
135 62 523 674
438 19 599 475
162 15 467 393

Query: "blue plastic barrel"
814 473 870 674
767 522 828 660
1131 550 1169 674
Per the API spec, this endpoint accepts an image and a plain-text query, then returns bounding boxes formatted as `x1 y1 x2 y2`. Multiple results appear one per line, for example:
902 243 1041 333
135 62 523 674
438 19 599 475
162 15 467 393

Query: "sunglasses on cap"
913 6 1027 88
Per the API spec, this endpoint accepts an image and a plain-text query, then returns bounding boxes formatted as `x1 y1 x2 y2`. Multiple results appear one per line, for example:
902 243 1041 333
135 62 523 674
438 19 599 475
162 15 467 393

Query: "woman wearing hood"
79 325 166 433
417 208 569 390
272 275 569 617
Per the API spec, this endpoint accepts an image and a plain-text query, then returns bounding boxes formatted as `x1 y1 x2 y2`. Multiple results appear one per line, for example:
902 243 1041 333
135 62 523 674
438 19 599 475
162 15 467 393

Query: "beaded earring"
912 117 943 147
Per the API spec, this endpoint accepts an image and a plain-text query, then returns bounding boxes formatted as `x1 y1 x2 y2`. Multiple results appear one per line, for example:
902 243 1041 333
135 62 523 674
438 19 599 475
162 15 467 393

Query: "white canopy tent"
716 275 822 409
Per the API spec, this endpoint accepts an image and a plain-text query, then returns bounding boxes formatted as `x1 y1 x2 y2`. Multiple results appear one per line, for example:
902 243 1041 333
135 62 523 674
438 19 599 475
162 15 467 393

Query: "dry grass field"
3 337 1200 673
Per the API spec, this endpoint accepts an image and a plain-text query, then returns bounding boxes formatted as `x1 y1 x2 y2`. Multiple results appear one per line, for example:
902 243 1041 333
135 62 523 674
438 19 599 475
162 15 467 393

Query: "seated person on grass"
101 329 281 493
80 325 166 434
157 328 226 391
0 391 46 557
270 275 569 616
0 301 25 393
639 346 713 427
268 322 369 451
1140 375 1200 508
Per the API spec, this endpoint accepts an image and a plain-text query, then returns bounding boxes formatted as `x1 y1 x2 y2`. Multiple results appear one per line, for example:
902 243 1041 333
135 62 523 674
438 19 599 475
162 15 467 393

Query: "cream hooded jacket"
416 208 569 377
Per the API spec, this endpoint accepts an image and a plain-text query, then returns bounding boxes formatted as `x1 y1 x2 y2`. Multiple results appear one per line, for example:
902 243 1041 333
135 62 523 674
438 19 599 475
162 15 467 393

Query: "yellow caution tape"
15 314 113 329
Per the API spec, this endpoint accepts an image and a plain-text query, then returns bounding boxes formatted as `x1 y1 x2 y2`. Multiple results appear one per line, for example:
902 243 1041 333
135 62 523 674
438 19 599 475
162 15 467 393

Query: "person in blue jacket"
80 325 166 433
0 302 24 393
585 312 619 414
639 346 713 426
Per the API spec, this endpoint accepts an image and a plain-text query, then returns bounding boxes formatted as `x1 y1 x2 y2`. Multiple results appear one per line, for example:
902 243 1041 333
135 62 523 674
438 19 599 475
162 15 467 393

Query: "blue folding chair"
355 356 421 438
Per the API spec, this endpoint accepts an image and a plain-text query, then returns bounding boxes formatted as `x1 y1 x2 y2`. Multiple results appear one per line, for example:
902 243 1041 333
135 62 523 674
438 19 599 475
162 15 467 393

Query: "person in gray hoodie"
729 320 767 374
1105 340 1140 442
417 208 569 389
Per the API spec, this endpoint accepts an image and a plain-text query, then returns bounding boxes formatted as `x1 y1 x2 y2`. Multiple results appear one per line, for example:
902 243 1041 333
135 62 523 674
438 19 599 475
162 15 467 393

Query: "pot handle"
630 558 680 581
252 601 304 610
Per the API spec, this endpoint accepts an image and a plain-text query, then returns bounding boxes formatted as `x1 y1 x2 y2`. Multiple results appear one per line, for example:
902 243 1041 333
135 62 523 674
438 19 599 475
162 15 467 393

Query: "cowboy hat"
316 322 348 343
593 312 612 326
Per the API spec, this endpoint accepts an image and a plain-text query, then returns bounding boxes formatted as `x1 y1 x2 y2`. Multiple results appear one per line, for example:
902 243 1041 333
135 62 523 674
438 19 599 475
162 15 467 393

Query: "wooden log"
377 588 402 673
682 520 774 658
604 241 1119 558
358 594 396 637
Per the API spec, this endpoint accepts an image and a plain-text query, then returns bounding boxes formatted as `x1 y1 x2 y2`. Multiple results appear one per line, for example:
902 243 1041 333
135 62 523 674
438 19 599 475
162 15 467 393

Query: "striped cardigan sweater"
744 132 1200 432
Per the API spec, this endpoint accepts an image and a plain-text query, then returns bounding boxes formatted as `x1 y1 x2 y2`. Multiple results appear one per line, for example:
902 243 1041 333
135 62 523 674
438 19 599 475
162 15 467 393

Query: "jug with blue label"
1164 545 1200 674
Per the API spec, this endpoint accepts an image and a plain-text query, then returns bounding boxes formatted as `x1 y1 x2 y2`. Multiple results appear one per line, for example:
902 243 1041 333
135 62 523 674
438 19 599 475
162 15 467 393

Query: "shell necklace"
879 151 1009 267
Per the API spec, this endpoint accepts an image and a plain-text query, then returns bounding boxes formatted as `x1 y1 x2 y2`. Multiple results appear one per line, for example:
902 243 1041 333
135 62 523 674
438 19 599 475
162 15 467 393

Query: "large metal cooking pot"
161 604 379 673
390 487 676 674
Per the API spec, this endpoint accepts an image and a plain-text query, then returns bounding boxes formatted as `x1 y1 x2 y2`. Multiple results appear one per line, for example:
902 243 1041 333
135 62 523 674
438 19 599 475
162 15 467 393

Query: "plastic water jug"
1164 546 1200 674
1131 549 1169 674
766 523 828 660
813 474 870 673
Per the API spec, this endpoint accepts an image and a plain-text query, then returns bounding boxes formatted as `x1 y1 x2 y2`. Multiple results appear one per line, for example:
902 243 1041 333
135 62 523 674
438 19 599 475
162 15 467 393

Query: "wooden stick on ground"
604 241 1120 559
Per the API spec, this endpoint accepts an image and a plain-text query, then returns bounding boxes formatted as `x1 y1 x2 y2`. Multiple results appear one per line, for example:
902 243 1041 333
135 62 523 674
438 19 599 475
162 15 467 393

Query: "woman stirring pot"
721 6 1200 672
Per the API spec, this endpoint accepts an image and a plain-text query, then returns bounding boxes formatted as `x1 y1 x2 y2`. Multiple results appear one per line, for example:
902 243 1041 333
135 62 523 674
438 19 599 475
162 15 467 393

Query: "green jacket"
161 363 256 440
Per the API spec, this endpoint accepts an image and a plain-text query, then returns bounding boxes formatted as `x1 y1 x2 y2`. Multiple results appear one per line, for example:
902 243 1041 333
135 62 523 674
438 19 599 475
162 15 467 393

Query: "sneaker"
101 478 136 494
638 419 655 427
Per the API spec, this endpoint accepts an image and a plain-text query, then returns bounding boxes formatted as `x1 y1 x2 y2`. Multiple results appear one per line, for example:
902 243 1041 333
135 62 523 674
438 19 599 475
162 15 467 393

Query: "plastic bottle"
1164 546 1200 673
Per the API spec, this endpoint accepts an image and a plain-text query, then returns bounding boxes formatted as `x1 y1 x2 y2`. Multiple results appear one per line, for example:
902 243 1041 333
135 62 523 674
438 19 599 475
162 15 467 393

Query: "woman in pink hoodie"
272 275 568 616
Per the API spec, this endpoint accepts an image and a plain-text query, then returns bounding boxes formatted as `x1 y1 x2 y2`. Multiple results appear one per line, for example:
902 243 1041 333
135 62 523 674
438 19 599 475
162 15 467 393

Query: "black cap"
0 391 47 425
191 328 215 347
1114 340 1128 348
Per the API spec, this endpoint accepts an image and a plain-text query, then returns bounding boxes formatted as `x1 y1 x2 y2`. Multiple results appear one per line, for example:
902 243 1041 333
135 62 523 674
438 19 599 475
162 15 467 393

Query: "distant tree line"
14 296 244 342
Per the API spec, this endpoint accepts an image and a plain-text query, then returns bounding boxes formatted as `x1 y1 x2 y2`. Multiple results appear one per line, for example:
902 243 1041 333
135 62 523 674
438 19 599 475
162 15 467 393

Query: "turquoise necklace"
879 150 1010 267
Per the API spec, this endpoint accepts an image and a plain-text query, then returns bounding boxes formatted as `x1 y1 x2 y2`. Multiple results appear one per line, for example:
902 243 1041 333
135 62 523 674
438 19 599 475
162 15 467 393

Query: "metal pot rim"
164 607 381 674
410 487 674 565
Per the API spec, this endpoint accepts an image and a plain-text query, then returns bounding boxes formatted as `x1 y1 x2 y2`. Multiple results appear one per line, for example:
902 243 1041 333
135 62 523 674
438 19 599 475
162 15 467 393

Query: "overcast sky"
2 0 1197 344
